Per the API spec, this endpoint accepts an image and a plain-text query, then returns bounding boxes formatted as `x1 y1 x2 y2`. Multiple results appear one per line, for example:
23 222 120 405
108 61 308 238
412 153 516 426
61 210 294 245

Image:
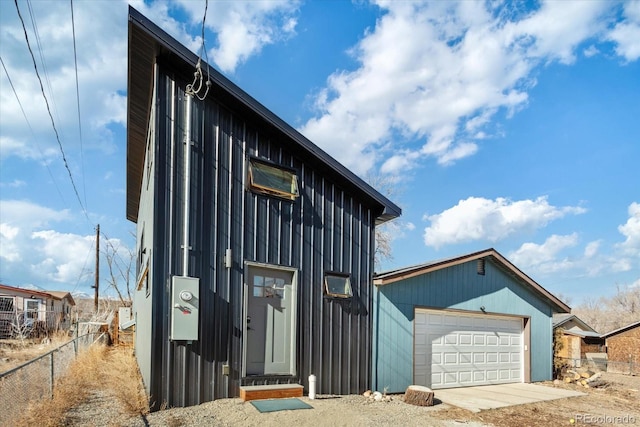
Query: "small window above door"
248 158 299 200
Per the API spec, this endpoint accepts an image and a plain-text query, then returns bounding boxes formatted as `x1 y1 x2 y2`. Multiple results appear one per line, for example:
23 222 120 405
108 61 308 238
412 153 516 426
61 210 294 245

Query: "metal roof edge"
552 314 596 332
601 320 640 338
127 7 401 223
373 248 571 313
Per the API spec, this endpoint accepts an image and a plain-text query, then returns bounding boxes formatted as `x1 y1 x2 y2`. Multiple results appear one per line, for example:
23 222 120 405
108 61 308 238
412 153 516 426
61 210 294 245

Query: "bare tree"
365 172 405 270
573 285 640 333
102 232 135 307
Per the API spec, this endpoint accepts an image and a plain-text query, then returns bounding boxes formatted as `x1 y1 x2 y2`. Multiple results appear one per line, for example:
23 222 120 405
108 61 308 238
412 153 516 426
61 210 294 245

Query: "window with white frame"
25 300 39 319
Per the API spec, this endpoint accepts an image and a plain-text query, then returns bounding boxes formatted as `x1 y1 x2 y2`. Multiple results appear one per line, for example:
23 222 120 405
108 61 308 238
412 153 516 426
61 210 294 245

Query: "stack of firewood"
562 369 607 388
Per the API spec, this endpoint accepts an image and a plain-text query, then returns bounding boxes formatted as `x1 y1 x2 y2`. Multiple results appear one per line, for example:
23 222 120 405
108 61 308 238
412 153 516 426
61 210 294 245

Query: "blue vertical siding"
373 258 554 393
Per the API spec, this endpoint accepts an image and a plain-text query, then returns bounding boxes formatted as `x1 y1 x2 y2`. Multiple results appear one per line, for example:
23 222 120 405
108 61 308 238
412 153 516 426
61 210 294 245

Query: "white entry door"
245 266 296 376
414 309 523 389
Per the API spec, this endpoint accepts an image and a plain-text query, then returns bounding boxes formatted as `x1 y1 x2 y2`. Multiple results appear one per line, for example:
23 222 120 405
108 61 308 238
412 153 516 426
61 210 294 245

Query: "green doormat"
250 398 313 413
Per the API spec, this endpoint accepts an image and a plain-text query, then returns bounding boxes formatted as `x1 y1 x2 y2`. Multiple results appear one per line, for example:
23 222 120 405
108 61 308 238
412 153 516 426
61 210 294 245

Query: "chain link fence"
0 332 106 426
0 309 74 339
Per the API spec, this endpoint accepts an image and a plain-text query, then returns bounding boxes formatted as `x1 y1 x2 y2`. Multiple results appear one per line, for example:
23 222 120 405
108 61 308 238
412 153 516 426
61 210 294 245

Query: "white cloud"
508 202 640 278
30 230 95 284
508 234 579 274
584 240 601 258
0 0 129 162
174 0 300 73
607 1 640 61
299 1 632 176
423 196 586 248
0 198 132 290
0 200 71 264
614 202 640 273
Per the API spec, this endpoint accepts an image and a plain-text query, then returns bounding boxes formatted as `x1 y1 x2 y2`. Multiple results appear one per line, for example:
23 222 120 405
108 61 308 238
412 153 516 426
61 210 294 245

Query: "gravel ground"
71 392 480 427
61 373 640 427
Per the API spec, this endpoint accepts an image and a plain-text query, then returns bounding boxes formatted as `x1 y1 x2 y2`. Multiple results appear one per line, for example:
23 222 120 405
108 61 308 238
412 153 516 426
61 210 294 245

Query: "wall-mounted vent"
477 259 486 276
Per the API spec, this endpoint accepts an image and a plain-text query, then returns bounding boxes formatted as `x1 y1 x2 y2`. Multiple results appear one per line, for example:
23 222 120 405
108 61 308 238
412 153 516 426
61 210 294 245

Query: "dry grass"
0 331 74 373
16 345 148 427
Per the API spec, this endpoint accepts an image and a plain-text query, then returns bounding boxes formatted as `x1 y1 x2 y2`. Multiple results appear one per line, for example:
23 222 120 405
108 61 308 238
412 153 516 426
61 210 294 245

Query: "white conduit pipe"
182 93 193 276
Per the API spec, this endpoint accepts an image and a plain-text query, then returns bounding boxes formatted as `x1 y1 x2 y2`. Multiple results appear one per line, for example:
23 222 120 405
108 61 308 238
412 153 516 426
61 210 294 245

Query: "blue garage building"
372 248 570 393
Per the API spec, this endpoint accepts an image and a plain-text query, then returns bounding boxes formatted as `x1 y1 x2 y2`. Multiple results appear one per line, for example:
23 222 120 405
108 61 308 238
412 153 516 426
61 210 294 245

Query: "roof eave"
373 248 571 313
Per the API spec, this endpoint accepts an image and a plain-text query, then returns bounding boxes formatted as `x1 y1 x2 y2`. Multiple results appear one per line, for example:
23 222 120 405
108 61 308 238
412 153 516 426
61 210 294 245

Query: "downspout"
182 93 193 276
374 285 380 392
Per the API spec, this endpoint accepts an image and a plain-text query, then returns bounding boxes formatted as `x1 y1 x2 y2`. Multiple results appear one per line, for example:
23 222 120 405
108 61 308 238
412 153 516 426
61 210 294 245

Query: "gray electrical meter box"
170 276 199 341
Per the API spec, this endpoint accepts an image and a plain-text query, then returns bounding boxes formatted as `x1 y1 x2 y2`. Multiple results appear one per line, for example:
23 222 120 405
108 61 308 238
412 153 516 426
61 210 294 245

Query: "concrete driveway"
435 383 585 413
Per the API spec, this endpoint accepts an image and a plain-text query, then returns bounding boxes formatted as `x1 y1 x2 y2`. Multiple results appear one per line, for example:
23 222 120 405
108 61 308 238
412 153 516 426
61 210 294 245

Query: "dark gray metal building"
126 8 400 409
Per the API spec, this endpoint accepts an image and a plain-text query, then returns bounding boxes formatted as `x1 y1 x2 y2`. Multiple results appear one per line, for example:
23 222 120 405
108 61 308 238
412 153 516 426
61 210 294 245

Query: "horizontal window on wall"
248 158 299 200
324 272 352 298
0 297 14 312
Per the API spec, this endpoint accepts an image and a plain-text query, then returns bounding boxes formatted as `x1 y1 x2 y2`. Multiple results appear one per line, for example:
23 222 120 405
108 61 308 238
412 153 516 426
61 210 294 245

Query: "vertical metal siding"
146 66 378 408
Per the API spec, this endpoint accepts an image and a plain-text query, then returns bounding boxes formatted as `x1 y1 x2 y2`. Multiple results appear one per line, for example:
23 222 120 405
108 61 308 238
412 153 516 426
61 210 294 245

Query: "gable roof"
553 313 598 333
126 7 401 225
601 320 640 338
0 284 75 305
373 248 570 313
47 291 76 306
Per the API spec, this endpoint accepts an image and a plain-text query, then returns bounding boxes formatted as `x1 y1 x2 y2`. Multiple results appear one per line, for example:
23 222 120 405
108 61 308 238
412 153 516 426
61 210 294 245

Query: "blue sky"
1 0 638 305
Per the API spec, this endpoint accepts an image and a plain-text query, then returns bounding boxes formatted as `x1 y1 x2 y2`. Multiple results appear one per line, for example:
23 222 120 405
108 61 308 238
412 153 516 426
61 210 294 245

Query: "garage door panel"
428 314 443 326
459 334 472 345
443 315 458 326
414 309 524 389
459 371 472 383
444 334 457 345
444 352 458 364
444 372 457 385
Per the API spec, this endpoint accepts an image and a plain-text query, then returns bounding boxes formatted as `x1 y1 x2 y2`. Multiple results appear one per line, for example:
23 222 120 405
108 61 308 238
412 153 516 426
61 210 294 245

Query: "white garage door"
414 309 523 389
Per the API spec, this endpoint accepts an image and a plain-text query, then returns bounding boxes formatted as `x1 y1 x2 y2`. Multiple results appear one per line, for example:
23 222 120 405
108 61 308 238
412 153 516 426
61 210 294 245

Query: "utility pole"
93 224 100 312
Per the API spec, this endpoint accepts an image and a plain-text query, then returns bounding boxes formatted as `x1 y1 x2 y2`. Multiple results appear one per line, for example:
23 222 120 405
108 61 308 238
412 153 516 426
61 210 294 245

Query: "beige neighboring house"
553 313 604 367
0 284 76 338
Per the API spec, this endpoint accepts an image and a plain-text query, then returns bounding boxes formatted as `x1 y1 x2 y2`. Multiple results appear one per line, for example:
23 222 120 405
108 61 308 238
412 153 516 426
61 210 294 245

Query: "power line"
70 0 88 210
1 55 66 203
72 235 95 293
185 0 211 100
14 0 91 225
26 0 62 129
